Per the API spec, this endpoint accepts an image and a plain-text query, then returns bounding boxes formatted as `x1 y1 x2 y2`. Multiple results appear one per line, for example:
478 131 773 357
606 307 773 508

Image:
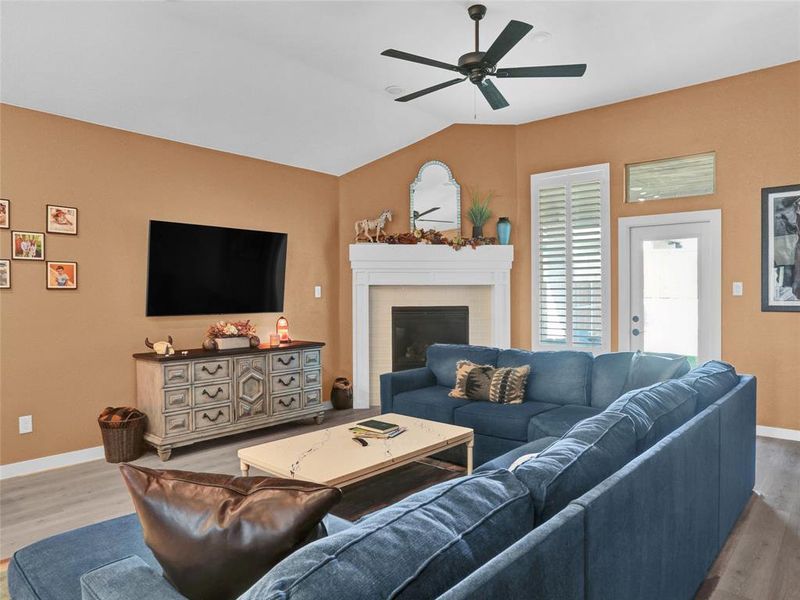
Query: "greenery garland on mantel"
380 228 498 251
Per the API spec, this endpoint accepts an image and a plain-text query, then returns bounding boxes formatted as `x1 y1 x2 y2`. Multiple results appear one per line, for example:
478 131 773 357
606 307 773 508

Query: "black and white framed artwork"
762 184 800 312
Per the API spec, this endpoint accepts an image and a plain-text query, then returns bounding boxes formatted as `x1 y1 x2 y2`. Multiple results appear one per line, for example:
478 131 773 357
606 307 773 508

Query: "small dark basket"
98 407 148 463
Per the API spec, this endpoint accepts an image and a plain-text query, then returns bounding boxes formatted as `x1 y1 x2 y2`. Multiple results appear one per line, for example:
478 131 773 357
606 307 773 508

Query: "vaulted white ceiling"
2 1 798 175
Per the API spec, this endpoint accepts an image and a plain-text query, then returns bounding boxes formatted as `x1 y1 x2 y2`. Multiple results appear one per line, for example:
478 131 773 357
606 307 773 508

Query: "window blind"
533 166 608 352
626 152 715 202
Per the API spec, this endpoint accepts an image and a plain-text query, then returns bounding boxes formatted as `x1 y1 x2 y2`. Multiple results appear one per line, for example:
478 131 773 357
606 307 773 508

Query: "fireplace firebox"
392 306 469 371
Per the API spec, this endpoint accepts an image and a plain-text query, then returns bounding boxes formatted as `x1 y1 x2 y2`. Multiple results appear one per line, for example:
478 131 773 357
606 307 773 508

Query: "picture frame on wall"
46 204 78 235
46 261 78 289
0 199 9 229
11 231 45 261
0 259 10 289
761 184 800 312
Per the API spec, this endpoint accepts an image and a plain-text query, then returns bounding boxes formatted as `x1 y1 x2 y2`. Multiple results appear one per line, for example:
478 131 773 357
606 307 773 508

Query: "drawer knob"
277 356 295 366
278 375 296 386
202 364 223 375
202 409 225 423
201 386 224 399
278 397 297 407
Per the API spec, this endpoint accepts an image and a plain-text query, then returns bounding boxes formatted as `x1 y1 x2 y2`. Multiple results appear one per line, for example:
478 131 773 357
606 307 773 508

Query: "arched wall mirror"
409 161 461 235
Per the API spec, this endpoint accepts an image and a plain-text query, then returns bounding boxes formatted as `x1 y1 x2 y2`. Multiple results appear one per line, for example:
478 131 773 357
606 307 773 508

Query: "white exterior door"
619 210 721 365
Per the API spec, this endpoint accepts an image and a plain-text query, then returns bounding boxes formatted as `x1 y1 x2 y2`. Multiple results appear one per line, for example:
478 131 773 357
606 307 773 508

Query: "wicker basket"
98 407 148 463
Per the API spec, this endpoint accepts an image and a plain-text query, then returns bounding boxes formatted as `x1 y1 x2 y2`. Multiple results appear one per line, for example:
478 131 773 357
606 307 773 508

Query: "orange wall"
0 105 340 465
339 62 800 430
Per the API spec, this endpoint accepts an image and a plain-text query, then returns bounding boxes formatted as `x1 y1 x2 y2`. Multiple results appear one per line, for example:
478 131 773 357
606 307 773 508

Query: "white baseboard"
757 425 800 442
0 445 105 480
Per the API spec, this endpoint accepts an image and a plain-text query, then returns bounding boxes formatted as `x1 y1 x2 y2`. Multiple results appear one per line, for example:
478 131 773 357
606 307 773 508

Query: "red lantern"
276 316 291 343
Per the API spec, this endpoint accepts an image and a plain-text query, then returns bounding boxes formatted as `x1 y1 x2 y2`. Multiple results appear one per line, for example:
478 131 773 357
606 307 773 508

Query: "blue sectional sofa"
380 344 691 465
9 349 755 600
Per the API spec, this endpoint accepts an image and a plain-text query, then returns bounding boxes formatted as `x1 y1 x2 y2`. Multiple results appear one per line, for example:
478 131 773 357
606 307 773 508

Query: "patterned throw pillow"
450 360 495 400
489 365 531 404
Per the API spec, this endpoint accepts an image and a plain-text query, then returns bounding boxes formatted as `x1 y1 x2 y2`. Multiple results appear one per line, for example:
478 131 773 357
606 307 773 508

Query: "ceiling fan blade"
415 207 441 218
478 79 509 110
381 49 463 73
395 78 466 102
418 219 451 223
494 64 587 78
482 20 533 66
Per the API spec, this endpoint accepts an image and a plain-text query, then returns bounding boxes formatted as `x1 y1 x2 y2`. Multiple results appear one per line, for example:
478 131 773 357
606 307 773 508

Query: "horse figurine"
355 209 392 243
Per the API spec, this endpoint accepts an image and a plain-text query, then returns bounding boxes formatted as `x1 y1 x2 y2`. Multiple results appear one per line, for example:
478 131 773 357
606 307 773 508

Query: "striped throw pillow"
489 365 530 404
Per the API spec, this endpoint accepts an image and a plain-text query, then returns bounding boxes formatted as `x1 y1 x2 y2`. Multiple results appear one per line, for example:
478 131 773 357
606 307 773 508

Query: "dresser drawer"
303 369 321 388
164 411 191 435
271 351 300 372
163 387 191 412
303 388 322 407
303 349 321 368
194 405 232 430
193 359 231 382
271 371 301 394
193 382 231 406
272 392 302 415
163 363 190 387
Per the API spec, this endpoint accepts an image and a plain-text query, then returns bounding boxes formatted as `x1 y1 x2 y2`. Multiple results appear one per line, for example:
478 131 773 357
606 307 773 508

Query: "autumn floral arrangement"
382 228 497 251
203 320 260 351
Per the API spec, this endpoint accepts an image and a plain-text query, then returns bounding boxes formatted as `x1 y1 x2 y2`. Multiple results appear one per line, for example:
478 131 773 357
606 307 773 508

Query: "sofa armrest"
379 367 436 413
81 556 187 600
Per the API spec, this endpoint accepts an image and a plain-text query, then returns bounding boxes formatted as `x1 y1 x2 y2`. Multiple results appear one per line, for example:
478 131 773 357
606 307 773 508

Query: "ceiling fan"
381 4 586 110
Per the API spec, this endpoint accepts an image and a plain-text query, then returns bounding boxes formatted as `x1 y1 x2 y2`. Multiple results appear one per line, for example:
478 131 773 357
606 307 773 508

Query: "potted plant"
467 189 493 238
204 320 260 350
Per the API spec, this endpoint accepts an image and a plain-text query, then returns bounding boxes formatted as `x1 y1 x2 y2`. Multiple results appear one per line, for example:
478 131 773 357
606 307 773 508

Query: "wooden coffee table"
237 413 474 486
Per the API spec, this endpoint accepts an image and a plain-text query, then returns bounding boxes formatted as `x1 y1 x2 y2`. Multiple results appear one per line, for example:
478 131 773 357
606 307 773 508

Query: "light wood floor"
1 420 797 600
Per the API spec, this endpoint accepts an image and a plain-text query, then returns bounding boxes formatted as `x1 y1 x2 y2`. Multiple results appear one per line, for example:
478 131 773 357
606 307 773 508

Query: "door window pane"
641 237 698 364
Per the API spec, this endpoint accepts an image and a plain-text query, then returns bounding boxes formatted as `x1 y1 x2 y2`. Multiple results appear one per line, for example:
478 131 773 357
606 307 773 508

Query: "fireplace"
392 306 469 371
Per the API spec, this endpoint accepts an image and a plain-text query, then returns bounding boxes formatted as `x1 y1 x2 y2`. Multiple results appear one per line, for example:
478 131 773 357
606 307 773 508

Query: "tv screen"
146 220 287 316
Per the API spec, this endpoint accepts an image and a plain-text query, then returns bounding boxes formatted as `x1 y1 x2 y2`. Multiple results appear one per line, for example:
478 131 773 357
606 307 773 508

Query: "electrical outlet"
314 285 322 298
732 282 743 296
19 415 33 434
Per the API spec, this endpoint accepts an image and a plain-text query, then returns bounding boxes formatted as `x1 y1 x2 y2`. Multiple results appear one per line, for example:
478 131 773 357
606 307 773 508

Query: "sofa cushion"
476 436 560 472
512 411 637 523
80 555 186 600
454 400 559 441
426 344 499 387
393 385 471 424
244 470 534 600
120 464 341 600
591 352 635 408
607 380 698 452
622 351 691 393
497 349 593 405
681 360 740 412
527 405 603 441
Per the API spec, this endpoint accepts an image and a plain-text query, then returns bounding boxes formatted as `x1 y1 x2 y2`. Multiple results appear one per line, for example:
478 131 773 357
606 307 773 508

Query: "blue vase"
497 217 511 245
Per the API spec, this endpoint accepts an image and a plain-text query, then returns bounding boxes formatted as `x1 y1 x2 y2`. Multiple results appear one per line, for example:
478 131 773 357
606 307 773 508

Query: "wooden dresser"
133 341 325 460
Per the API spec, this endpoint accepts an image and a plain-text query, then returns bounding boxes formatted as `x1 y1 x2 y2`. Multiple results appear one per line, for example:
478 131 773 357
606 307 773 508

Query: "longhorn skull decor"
145 336 175 356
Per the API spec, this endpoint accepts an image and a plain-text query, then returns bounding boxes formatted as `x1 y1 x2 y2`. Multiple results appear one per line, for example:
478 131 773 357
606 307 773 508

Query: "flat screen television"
146 220 287 316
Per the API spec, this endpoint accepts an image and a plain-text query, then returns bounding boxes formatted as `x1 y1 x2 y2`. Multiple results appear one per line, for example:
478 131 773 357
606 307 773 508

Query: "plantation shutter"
532 165 609 352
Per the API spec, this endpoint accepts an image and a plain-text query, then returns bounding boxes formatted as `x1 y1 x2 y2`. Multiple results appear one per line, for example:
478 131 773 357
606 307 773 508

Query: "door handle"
632 315 640 323
278 397 297 408
202 409 225 423
202 364 223 375
277 356 295 366
632 328 641 336
277 376 296 386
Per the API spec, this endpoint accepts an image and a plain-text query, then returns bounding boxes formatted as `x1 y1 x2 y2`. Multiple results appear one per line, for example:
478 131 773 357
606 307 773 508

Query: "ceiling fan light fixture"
531 31 552 43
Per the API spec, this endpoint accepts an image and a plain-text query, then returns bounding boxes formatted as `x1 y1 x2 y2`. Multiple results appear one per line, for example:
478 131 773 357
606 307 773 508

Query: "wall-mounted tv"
146 220 287 317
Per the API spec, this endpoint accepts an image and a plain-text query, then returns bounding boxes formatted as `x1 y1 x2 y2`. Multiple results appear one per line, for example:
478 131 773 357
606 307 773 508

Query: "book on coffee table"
355 419 399 434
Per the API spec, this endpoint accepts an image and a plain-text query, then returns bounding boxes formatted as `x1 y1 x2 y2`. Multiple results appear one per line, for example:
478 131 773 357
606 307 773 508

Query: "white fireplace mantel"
349 243 514 409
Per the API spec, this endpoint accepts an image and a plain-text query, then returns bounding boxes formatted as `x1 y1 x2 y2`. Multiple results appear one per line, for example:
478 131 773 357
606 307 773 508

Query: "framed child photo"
46 204 78 235
0 199 9 229
0 260 10 289
47 261 78 289
762 184 800 312
12 231 45 260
